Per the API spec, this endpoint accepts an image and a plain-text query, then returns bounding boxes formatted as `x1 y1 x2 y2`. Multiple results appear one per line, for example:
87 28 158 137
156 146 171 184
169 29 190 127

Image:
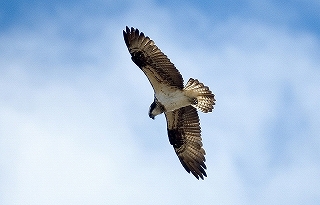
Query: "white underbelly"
155 89 191 111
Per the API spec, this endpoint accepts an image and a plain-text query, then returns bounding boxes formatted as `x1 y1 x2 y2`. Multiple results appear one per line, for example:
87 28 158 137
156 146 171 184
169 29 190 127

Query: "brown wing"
165 105 207 180
123 26 184 92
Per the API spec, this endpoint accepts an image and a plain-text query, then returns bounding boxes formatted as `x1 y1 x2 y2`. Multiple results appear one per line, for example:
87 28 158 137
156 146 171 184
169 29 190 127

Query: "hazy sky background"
1 0 320 204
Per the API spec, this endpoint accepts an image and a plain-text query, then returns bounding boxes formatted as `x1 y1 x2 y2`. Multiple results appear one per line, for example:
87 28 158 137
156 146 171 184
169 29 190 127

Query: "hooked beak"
149 113 155 120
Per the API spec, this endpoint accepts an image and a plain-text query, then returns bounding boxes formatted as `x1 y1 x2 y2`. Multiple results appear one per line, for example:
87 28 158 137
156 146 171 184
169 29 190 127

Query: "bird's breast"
155 88 191 112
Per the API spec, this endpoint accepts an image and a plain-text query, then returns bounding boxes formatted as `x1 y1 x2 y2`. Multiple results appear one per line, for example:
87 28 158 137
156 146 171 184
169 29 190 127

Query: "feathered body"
123 26 215 179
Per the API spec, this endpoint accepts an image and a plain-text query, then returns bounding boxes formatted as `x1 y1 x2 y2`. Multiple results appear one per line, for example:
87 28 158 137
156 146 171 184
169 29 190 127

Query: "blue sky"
1 0 320 204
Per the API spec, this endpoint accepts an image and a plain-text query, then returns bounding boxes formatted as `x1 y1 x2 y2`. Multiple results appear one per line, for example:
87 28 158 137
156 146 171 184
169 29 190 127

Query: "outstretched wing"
123 26 184 92
165 105 207 179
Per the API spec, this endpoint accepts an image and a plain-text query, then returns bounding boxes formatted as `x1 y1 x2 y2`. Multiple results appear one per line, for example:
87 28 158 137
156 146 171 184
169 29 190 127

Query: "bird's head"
148 101 164 120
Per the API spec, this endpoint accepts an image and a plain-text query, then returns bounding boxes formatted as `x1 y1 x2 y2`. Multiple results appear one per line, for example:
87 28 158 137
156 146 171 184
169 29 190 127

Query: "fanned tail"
184 78 215 113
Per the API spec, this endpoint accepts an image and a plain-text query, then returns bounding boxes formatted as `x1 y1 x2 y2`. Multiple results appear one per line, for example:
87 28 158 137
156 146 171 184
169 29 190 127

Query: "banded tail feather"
184 78 215 113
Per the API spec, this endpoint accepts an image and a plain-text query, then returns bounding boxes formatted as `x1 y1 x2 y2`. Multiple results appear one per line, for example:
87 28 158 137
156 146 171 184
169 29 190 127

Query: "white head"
148 100 165 119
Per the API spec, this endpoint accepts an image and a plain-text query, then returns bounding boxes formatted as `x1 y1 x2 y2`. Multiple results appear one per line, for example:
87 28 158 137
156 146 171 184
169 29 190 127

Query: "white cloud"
1 1 320 204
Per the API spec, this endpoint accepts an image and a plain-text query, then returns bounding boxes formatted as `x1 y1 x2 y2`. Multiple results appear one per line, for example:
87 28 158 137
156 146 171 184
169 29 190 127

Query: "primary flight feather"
123 26 215 180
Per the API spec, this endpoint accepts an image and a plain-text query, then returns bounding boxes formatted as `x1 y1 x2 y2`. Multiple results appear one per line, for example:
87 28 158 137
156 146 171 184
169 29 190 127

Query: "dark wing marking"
123 26 184 91
165 105 207 180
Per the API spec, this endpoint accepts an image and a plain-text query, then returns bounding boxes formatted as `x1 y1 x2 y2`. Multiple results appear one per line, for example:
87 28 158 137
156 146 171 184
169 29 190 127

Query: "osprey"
123 26 215 180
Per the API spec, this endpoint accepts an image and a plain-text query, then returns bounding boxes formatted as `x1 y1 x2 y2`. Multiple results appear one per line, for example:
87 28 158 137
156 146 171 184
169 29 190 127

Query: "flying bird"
123 26 215 180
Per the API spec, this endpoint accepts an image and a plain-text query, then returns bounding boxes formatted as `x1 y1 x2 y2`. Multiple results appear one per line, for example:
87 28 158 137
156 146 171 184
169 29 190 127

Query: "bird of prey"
123 26 215 180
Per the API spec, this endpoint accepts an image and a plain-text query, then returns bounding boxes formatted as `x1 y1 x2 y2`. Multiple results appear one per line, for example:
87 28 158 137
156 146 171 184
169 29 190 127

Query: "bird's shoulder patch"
167 128 184 148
